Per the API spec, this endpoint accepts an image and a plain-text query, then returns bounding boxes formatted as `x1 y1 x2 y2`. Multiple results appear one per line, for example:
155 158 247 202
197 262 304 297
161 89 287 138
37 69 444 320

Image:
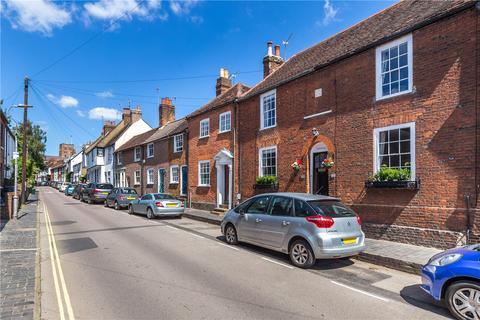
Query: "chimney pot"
267 41 273 56
216 67 232 96
263 42 283 78
159 97 175 127
274 45 280 57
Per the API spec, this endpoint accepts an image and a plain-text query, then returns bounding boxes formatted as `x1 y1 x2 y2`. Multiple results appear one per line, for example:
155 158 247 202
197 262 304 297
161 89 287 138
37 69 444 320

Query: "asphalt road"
38 187 451 320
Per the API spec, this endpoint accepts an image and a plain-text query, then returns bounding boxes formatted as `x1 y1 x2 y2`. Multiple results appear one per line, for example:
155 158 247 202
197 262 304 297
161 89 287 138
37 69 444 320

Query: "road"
38 187 450 319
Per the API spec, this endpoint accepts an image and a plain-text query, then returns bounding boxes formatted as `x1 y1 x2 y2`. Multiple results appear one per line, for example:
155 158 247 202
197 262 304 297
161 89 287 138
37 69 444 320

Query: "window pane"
391 81 399 94
401 154 411 167
389 129 399 142
400 67 408 79
390 57 398 69
399 42 407 55
390 46 398 58
399 54 408 67
382 85 390 96
382 73 390 85
382 62 389 72
390 155 400 167
400 79 409 91
379 143 388 155
389 142 399 154
400 141 410 153
380 156 389 167
400 127 410 140
391 70 399 82
379 131 388 143
381 49 389 61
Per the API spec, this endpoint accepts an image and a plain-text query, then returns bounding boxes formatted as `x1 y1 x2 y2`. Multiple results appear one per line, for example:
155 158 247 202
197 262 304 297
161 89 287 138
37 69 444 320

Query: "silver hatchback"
128 193 184 219
221 193 365 268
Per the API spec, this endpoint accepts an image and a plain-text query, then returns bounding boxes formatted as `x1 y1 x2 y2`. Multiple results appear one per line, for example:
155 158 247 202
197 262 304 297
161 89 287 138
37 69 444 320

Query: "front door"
313 152 329 195
158 169 166 193
181 166 188 196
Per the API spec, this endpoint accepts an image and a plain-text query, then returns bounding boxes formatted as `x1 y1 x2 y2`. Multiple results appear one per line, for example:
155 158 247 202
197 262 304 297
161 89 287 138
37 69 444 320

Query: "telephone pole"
21 76 30 204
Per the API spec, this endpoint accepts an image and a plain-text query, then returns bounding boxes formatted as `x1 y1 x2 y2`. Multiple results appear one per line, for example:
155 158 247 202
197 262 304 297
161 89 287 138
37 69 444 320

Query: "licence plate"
127 197 135 200
342 238 357 245
101 192 109 195
166 203 177 207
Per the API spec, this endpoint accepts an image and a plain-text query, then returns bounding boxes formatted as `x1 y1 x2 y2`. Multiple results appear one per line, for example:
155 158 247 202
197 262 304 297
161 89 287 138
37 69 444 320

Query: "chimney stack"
215 68 232 96
122 107 132 122
102 121 116 136
131 105 142 123
159 97 175 127
263 41 283 78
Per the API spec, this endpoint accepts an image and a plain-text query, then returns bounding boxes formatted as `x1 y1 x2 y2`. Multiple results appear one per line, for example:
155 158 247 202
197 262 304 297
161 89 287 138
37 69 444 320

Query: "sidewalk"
184 208 442 274
0 194 39 320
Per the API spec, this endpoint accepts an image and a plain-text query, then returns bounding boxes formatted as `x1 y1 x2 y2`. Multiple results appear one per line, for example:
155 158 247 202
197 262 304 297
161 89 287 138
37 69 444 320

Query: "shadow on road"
400 284 452 318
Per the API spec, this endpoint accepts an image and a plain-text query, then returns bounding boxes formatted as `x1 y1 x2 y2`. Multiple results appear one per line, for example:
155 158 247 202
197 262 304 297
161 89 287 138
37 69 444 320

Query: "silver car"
128 193 184 219
221 193 365 268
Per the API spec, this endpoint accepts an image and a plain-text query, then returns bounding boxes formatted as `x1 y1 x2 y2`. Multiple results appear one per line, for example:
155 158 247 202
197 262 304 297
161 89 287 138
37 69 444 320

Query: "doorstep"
183 208 442 274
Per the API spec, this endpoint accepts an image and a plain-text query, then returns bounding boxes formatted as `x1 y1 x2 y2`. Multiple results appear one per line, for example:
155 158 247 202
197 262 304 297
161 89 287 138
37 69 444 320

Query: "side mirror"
239 209 245 215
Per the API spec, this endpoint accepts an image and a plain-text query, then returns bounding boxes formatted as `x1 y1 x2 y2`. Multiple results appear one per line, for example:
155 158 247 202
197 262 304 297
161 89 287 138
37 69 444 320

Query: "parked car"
421 244 480 320
221 193 365 268
59 182 68 192
72 184 86 200
104 187 139 210
81 183 114 204
64 184 75 196
128 193 184 219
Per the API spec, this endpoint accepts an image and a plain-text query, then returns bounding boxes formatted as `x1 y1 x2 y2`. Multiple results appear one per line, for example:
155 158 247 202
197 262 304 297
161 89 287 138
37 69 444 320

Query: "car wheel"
87 197 92 204
114 201 119 210
146 208 154 219
446 280 480 320
289 239 315 269
224 224 238 245
104 200 108 207
128 205 134 214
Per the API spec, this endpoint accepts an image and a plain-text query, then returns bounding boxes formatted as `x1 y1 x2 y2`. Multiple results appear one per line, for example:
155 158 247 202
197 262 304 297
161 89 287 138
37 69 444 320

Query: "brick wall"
238 8 479 249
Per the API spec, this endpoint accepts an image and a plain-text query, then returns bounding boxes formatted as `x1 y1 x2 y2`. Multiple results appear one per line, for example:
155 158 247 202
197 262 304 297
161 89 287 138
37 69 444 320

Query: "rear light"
305 215 335 228
155 202 164 207
93 189 100 193
180 201 184 207
356 214 361 225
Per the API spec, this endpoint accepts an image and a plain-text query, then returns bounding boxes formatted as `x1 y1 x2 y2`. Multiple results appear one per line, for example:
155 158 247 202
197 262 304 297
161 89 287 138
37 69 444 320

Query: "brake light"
93 189 100 193
306 215 334 228
356 214 361 225
180 201 184 207
155 202 164 207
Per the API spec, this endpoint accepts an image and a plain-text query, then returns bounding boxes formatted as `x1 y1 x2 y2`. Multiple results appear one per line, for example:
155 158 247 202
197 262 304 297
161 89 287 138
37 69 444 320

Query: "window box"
253 182 279 190
365 179 420 190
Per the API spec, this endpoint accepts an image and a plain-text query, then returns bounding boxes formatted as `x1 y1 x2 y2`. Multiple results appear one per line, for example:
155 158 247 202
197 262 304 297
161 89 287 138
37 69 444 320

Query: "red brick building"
186 68 249 211
115 99 188 198
237 0 479 248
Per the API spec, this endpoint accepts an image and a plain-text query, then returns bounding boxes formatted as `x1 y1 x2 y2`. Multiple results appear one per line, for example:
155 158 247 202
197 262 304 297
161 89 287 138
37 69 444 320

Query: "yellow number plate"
166 203 177 207
127 197 135 200
342 238 357 245
102 192 109 195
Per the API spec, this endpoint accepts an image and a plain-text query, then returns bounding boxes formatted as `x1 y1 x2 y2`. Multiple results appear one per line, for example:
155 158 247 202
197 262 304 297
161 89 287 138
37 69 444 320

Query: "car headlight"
428 253 462 266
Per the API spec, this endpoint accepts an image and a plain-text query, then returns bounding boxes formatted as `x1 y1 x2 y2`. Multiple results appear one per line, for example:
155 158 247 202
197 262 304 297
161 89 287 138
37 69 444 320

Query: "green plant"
369 165 411 182
256 175 278 185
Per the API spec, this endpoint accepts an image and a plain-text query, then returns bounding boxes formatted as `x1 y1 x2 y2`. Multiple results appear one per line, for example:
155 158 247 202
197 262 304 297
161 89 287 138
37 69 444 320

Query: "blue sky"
1 0 395 155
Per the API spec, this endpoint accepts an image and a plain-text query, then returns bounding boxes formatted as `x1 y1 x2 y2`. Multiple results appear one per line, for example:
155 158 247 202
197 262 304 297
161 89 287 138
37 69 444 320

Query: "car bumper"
152 207 184 216
117 200 134 207
420 265 443 301
92 194 108 201
313 243 366 259
313 232 366 259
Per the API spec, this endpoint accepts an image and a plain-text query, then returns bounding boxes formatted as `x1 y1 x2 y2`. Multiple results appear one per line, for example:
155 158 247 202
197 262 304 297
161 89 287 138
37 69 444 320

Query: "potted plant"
254 175 278 190
365 165 419 189
291 159 302 171
321 158 334 169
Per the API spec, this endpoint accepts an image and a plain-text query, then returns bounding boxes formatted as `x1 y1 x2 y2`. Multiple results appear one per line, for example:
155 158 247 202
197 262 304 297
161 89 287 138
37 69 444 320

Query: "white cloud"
83 0 165 25
320 0 338 26
47 94 79 108
76 110 86 117
1 0 72 35
95 90 114 98
88 107 122 121
169 0 199 16
189 15 203 24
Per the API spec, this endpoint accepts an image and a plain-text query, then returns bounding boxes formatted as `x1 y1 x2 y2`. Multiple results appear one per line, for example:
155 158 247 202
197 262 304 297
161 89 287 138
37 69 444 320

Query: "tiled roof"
187 83 250 118
115 128 157 152
242 0 476 99
84 119 129 154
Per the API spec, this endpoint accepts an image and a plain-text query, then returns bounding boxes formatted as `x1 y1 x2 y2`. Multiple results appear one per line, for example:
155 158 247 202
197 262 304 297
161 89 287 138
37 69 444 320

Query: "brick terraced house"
186 68 250 212
236 0 480 248
115 98 188 198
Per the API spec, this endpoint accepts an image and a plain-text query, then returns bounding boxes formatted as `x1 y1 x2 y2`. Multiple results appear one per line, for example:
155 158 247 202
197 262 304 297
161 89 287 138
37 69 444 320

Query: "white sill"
173 150 183 153
170 181 179 184
198 184 210 187
147 155 154 159
304 110 333 120
199 135 209 139
376 88 412 101
219 129 231 134
260 125 276 131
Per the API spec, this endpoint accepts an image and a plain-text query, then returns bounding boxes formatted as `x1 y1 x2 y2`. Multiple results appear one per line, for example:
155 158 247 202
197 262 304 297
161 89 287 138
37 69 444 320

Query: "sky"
1 0 395 156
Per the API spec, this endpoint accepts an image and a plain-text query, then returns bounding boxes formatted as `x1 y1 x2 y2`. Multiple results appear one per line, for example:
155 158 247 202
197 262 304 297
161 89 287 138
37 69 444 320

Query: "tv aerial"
282 33 293 60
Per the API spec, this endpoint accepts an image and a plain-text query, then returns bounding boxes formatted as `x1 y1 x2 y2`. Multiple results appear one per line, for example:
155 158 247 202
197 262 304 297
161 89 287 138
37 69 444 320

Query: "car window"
307 201 356 218
268 196 293 216
122 188 138 195
294 199 317 217
246 196 270 214
141 194 152 200
97 184 113 189
154 194 175 200
233 199 252 213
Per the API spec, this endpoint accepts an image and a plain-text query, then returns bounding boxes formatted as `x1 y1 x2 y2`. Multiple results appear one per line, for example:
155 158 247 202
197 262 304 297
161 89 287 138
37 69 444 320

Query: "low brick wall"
191 201 216 212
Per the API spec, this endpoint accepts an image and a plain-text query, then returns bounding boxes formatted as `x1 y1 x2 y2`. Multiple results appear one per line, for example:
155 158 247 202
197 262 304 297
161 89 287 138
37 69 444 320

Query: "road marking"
216 242 239 251
165 225 178 231
44 202 76 320
261 257 294 269
331 281 390 302
0 248 38 252
189 233 206 239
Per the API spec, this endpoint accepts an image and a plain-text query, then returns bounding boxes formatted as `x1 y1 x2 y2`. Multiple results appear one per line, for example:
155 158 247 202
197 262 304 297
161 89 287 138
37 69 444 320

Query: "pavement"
38 186 450 319
0 194 39 320
184 208 443 275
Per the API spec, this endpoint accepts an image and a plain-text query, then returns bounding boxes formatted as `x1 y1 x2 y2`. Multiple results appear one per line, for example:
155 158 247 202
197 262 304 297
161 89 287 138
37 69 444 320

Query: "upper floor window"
374 122 415 179
376 34 413 100
106 148 113 164
219 111 231 133
117 152 122 165
97 148 104 157
199 119 210 138
259 146 277 177
147 143 154 158
134 147 141 162
260 89 276 129
174 134 183 153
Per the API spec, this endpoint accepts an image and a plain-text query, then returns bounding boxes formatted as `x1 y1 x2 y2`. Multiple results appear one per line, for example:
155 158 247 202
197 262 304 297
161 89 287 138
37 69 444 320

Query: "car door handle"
255 218 262 223
282 221 290 226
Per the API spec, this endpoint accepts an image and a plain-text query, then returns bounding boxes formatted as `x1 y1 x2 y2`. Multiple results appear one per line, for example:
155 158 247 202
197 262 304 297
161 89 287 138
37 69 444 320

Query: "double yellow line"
44 202 75 320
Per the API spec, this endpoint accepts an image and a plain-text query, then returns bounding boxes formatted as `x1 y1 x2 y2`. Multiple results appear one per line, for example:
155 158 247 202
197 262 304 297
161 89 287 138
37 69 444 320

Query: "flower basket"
321 158 334 169
365 179 420 190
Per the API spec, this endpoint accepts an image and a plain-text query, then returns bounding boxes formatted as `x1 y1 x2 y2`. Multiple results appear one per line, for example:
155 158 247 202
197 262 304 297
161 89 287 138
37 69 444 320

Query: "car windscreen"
154 194 175 200
307 201 356 218
121 188 137 195
97 184 113 189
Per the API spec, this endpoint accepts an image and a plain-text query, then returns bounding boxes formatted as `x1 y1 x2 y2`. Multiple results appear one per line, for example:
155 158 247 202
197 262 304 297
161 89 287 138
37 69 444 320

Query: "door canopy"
214 148 233 165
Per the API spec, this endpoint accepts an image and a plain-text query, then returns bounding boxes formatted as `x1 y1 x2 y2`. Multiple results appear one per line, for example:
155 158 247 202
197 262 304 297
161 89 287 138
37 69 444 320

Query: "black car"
81 183 114 204
72 184 86 199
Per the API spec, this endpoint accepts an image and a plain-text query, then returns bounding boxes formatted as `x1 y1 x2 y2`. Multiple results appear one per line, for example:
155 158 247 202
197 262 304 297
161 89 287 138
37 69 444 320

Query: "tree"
13 121 47 187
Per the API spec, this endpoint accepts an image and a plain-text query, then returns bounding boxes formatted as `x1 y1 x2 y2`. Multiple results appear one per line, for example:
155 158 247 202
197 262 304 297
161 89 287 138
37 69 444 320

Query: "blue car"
64 184 75 196
421 244 480 320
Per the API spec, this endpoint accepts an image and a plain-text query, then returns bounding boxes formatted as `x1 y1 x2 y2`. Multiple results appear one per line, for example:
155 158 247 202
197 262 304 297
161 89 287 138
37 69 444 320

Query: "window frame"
146 143 154 158
199 118 210 138
198 160 210 187
170 165 179 184
116 152 122 165
173 134 184 153
146 168 154 184
258 145 278 177
134 170 141 185
134 147 141 162
373 122 416 180
375 34 413 101
260 89 277 130
219 111 232 133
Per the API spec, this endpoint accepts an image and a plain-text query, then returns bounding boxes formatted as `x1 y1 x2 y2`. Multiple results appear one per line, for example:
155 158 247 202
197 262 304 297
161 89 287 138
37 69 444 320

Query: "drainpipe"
234 98 240 205
185 128 190 207
465 194 472 244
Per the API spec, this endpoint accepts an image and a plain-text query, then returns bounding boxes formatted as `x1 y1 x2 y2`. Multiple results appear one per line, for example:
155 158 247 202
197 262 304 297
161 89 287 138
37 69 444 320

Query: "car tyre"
114 201 119 210
446 280 480 320
224 224 238 245
87 197 92 204
146 208 154 219
128 205 134 215
289 239 315 269
104 200 108 207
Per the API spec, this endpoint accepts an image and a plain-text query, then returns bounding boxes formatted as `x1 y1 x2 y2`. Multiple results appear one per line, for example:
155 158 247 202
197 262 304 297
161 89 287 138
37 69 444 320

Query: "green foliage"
256 175 278 185
79 174 87 183
369 165 411 182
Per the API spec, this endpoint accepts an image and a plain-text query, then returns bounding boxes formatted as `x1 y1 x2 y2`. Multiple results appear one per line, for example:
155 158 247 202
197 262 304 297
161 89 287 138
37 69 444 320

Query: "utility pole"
21 76 30 204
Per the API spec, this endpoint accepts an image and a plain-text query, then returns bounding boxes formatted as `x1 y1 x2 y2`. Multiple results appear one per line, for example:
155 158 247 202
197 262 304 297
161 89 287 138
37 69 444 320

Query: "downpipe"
465 194 472 244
